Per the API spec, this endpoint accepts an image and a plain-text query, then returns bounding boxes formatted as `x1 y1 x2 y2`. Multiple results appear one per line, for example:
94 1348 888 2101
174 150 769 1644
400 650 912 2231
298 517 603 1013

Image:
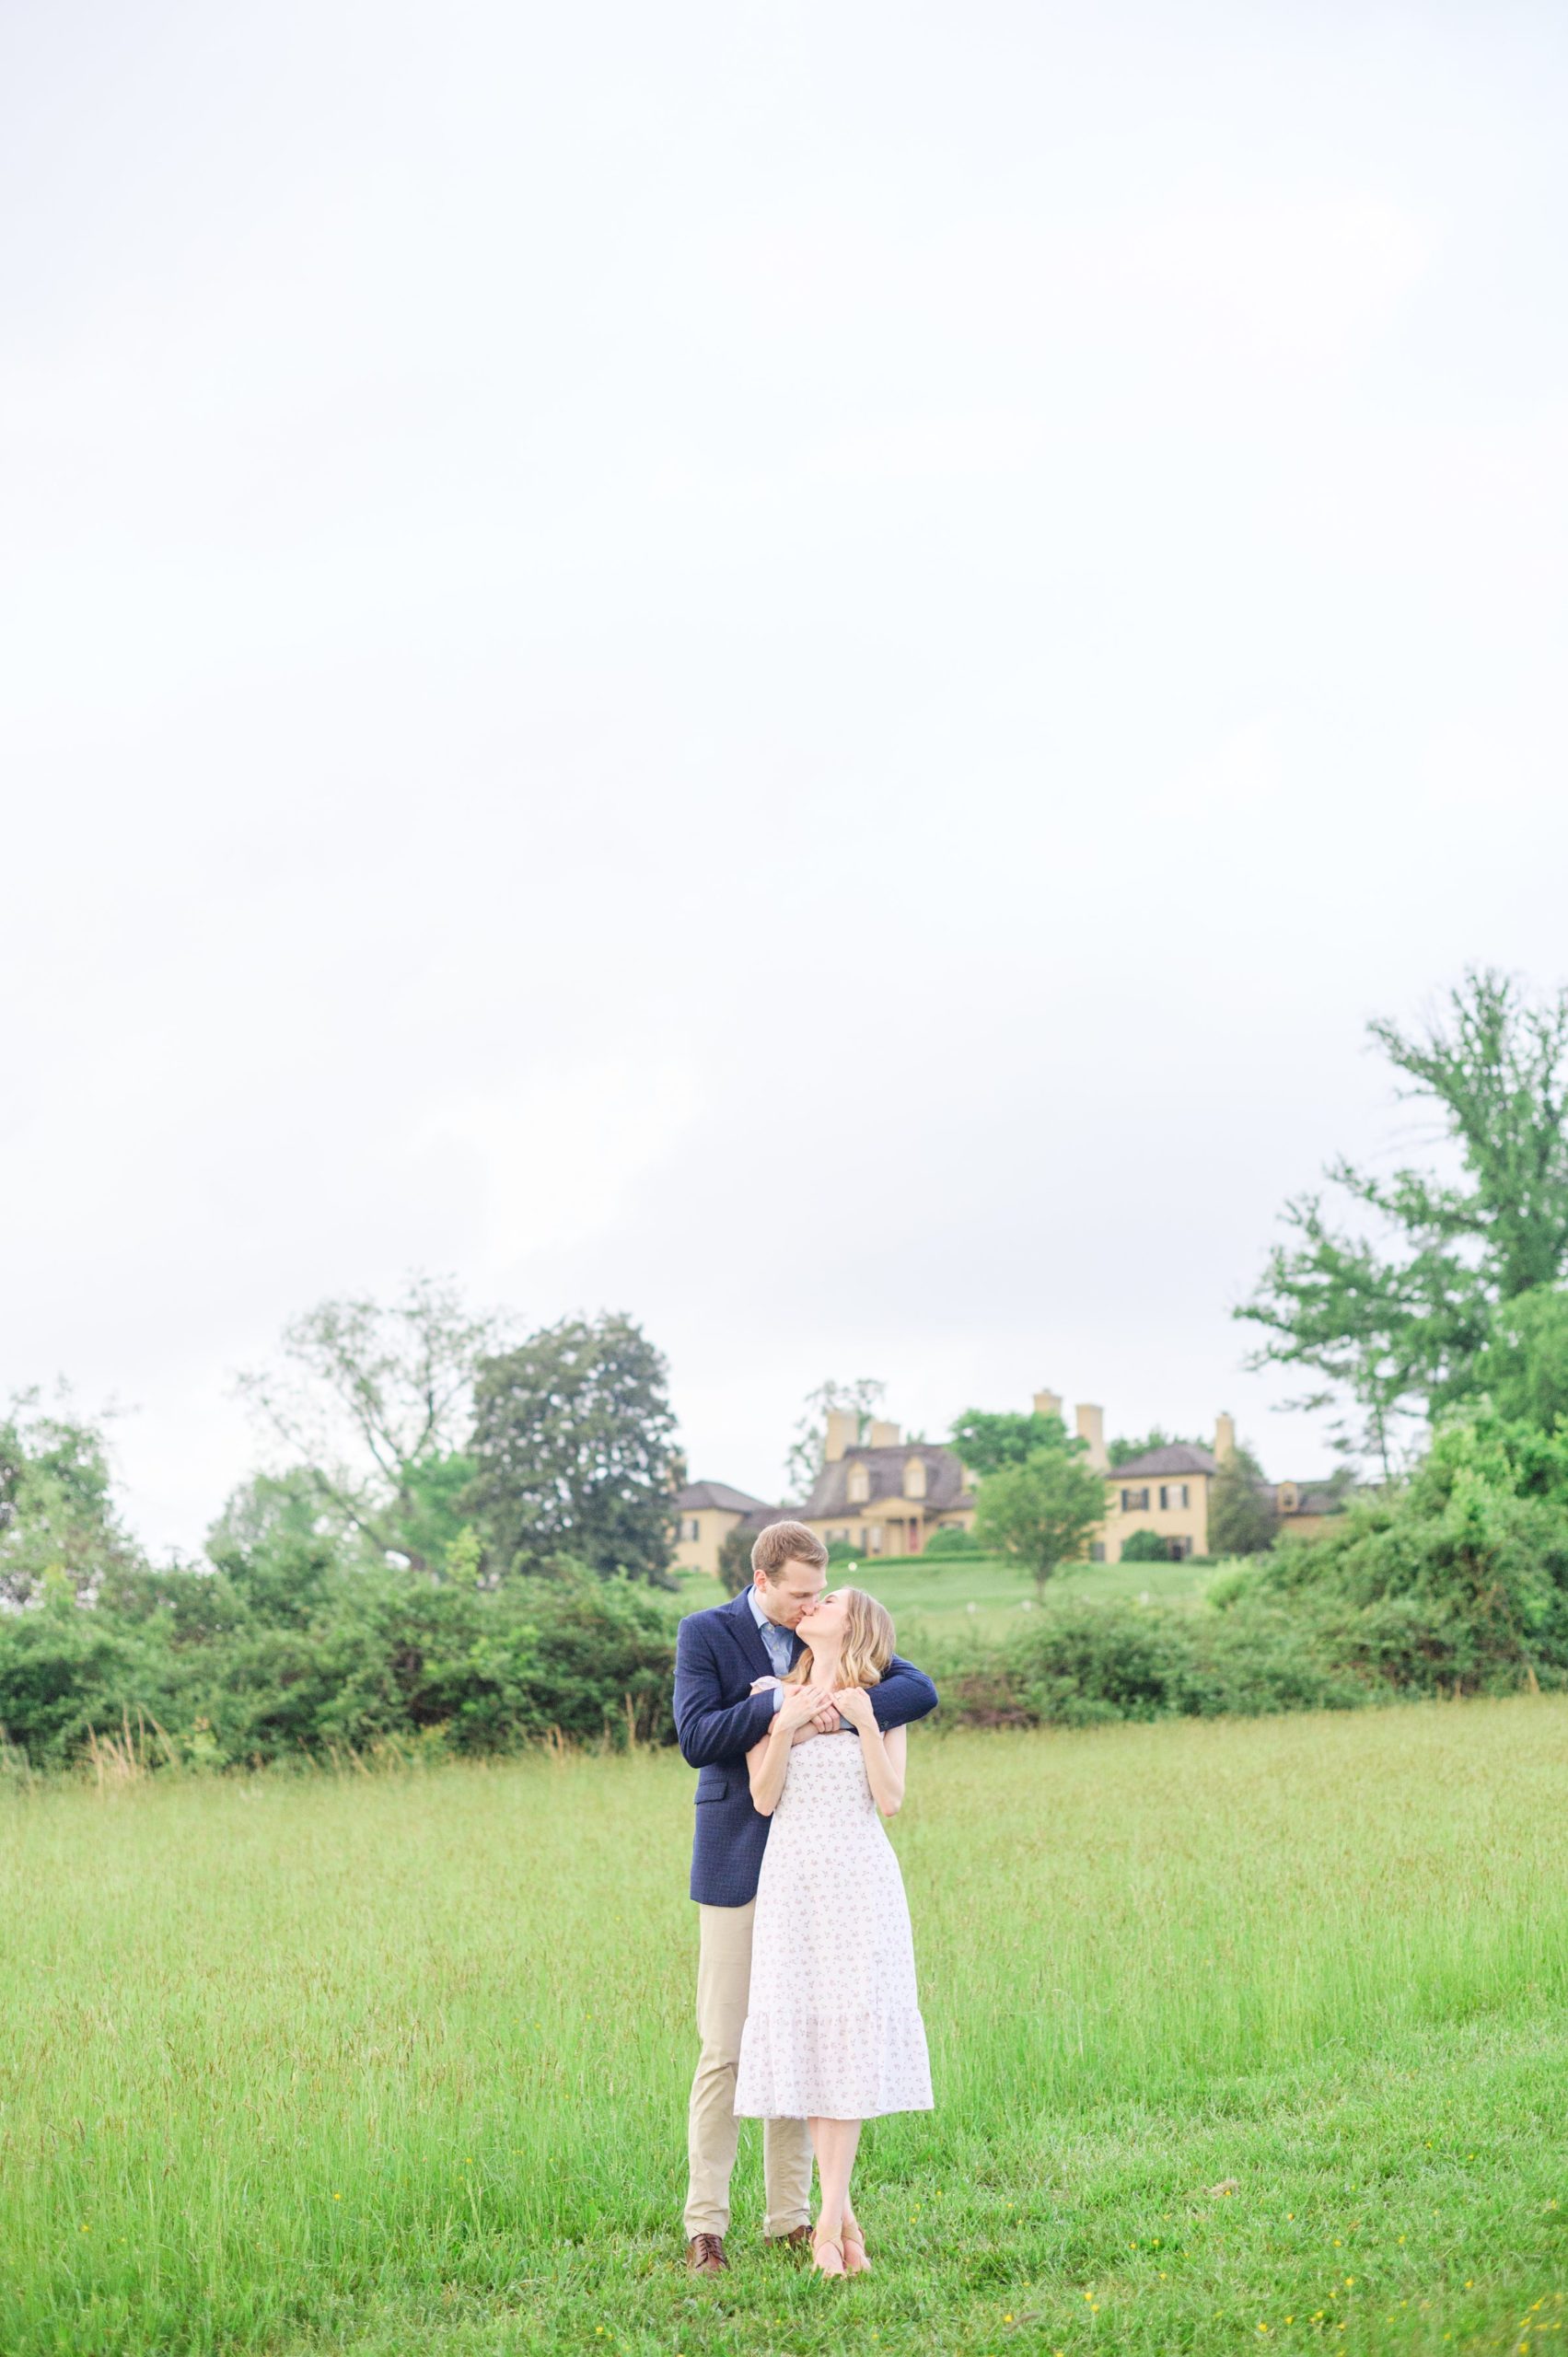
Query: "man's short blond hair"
750 1519 829 1579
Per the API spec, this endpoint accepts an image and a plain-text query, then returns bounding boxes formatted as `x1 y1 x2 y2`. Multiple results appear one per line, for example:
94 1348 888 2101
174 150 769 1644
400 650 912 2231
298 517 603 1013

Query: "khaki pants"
684 1898 814 2240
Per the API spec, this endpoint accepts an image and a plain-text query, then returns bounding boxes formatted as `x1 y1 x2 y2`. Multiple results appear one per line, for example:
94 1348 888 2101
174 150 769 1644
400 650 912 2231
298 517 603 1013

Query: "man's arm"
674 1615 780 1769
867 1650 939 1734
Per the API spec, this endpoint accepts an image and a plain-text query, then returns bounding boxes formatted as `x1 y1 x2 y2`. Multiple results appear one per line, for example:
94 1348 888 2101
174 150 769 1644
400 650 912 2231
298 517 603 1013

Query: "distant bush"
923 1527 981 1558
1254 1408 1568 1693
0 1560 676 1774
922 1599 1363 1731
914 1412 1568 1732
1118 1528 1172 1564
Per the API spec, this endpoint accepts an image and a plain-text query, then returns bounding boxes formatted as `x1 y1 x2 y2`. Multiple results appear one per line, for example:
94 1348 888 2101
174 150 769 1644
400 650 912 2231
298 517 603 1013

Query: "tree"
1474 1284 1568 1432
1256 1404 1568 1696
1107 1427 1203 1468
204 1470 343 1627
785 1377 886 1497
0 1391 144 1608
466 1314 679 1585
717 1523 756 1596
234 1272 504 1577
1237 970 1568 1475
949 1408 1069 1475
972 1440 1106 1597
1119 1527 1174 1563
1205 1440 1280 1558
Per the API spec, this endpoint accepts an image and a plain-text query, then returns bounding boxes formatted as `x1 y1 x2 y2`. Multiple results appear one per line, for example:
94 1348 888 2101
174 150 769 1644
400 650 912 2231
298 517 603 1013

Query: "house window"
1121 1487 1150 1513
848 1466 870 1504
1090 1542 1106 1563
1167 1536 1192 1561
682 1516 700 1542
903 1456 927 1500
1158 1484 1189 1511
867 1525 883 1552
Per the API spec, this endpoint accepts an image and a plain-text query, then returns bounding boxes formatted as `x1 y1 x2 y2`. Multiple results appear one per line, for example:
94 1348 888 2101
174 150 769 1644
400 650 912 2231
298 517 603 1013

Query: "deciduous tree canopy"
949 1408 1069 1476
972 1433 1106 1596
466 1313 679 1585
0 1393 144 1608
234 1273 503 1575
1238 970 1568 1473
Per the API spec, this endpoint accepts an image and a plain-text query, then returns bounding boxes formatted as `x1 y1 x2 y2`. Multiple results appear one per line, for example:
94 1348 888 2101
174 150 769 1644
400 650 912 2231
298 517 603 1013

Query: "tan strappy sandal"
842 2217 872 2275
811 2230 846 2278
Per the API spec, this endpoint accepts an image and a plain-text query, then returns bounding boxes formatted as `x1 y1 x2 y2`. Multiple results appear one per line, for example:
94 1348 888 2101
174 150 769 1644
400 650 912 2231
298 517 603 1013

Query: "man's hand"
751 1672 841 1736
832 1685 877 1733
789 1700 843 1743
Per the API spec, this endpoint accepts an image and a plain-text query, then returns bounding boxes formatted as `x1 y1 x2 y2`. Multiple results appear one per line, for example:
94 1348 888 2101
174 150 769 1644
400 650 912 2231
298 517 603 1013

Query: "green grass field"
3 1697 1565 2355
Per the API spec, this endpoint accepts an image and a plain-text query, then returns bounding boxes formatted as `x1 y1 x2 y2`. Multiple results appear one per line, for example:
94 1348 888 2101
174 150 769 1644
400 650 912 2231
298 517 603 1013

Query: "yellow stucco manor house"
674 1387 1344 1574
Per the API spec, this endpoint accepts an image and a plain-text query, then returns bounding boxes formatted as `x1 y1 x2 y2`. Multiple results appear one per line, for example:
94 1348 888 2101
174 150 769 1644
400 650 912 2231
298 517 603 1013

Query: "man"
672 1519 939 2273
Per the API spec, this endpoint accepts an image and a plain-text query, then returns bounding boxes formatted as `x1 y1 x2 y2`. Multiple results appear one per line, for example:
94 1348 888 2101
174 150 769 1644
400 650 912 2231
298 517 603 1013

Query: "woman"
732 1586 934 2279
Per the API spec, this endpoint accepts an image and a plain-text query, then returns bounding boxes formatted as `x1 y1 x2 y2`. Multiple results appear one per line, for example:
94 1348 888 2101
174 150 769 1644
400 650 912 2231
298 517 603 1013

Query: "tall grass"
2 1698 1565 2355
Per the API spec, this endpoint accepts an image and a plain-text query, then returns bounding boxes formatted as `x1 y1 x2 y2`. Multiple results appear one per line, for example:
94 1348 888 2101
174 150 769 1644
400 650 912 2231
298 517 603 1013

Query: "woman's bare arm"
834 1689 907 1816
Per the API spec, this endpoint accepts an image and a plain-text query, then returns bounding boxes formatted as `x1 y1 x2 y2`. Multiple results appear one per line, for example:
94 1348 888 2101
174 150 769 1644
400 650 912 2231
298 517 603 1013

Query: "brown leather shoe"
685 2233 728 2274
765 2224 812 2251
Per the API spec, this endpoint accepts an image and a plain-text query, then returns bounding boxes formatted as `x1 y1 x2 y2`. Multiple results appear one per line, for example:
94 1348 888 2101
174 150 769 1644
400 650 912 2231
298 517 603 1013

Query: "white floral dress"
734 1727 934 2121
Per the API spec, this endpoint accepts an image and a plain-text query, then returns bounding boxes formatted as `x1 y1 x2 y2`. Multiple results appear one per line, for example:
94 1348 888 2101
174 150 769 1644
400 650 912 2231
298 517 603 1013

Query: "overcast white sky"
5 0 1568 1558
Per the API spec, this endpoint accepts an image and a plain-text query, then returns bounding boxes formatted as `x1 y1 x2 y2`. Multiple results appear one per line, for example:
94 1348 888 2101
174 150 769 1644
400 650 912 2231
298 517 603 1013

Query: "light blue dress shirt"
747 1584 797 1708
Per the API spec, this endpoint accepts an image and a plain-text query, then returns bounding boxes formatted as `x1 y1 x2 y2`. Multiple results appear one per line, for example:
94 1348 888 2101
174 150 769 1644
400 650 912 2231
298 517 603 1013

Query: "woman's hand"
832 1684 877 1733
775 1681 836 1734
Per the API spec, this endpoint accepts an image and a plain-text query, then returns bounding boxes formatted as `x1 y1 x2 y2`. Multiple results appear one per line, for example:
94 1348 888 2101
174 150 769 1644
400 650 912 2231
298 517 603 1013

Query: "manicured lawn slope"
3 1698 1564 2355
672 1550 1220 1639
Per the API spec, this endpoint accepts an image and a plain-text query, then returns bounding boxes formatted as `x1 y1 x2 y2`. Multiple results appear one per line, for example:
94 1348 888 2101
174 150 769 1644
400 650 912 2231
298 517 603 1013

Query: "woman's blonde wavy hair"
784 1586 896 1691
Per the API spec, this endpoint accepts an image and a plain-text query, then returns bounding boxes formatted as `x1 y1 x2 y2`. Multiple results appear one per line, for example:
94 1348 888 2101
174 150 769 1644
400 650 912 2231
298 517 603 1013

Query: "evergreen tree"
1206 1442 1280 1558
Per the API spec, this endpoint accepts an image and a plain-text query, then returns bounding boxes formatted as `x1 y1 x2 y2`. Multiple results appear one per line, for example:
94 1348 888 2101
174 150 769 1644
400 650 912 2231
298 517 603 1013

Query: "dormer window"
847 1464 870 1504
903 1455 927 1500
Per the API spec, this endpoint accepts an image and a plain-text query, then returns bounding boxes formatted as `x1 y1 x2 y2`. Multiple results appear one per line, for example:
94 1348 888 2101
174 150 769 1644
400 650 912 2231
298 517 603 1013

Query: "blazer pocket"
694 1773 729 1803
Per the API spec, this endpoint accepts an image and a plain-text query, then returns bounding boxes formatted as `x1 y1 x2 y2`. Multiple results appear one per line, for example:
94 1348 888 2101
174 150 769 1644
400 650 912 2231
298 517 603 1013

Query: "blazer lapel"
726 1588 778 1684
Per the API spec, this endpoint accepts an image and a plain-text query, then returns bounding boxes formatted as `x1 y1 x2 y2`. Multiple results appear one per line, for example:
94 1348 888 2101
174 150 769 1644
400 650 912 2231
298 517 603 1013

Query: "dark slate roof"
738 1504 795 1532
674 1480 781 1515
1109 1444 1218 1479
800 1443 974 1518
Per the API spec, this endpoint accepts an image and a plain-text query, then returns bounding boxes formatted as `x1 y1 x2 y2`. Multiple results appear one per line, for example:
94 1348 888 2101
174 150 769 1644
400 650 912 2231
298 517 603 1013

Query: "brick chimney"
824 1409 859 1463
1033 1388 1063 1422
1214 1411 1237 1465
1074 1402 1108 1471
868 1420 901 1448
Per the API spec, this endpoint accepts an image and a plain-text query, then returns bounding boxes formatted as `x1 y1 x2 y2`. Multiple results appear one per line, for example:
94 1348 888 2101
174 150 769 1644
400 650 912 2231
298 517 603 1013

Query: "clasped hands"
749 1675 877 1736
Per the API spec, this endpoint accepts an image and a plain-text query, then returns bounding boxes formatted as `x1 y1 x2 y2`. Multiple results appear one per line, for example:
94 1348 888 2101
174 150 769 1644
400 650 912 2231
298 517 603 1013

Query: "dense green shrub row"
0 1561 676 1773
921 1585 1567 1736
920 1409 1568 1728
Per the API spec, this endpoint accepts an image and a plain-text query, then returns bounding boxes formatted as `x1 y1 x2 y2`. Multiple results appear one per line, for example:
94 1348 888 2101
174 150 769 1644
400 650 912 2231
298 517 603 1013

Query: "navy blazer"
673 1585 940 1906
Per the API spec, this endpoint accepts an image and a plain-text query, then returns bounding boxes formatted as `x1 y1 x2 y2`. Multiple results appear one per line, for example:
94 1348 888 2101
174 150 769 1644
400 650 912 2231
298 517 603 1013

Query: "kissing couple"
673 1519 939 2279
